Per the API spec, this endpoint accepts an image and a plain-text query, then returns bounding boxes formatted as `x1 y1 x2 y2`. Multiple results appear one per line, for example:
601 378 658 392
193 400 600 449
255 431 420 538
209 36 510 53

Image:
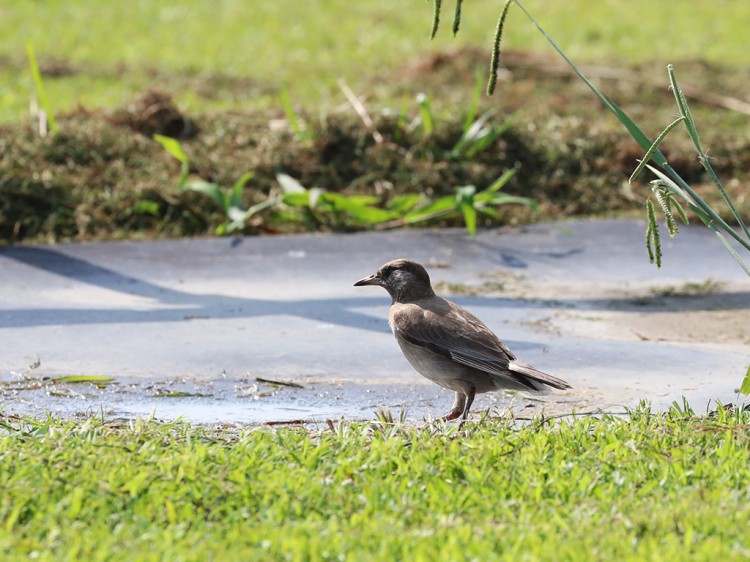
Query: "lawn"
1 405 749 561
2 0 750 121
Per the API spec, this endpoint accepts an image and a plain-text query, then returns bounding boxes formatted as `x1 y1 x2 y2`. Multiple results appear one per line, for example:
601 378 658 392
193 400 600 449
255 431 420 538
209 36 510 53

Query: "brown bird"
354 259 571 421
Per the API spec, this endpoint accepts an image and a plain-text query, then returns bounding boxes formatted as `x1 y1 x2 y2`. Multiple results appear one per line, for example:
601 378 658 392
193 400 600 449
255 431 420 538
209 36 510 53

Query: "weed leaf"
153 134 188 164
185 181 227 208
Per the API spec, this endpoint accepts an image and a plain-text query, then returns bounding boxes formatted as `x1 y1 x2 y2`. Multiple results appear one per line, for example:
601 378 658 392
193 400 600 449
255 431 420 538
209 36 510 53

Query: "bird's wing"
508 360 571 390
391 299 570 391
391 299 524 374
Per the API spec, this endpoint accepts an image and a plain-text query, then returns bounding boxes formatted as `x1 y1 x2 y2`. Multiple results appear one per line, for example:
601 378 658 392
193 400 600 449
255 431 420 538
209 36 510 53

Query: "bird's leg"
440 391 466 421
460 387 476 423
458 385 476 429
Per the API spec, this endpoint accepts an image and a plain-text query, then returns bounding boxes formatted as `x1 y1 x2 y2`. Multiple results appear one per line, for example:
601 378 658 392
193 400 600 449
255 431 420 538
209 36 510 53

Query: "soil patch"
2 47 749 244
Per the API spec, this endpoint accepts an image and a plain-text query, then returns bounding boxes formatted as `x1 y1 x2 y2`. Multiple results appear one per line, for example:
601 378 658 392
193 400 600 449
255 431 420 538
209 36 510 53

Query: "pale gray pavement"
1 219 747 423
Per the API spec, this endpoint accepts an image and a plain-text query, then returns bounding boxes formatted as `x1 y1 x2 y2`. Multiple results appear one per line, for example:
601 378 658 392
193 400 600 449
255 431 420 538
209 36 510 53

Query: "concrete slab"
1 219 748 423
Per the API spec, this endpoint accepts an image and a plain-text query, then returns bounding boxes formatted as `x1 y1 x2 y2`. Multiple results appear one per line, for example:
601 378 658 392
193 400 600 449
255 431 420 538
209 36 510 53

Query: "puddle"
0 373 570 425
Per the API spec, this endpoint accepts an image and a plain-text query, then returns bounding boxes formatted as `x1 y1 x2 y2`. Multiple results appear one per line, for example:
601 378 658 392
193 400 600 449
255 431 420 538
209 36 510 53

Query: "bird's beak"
354 272 383 287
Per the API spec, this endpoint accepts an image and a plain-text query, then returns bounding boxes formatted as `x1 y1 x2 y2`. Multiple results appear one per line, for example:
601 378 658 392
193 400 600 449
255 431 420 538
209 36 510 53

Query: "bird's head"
354 259 435 303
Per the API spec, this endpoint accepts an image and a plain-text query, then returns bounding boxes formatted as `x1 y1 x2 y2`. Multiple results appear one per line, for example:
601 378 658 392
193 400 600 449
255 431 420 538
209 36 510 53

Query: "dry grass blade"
255 377 305 389
337 80 383 144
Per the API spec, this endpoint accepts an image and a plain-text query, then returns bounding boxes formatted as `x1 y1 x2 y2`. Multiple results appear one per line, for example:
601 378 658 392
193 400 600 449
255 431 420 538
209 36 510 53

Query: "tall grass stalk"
432 0 750 275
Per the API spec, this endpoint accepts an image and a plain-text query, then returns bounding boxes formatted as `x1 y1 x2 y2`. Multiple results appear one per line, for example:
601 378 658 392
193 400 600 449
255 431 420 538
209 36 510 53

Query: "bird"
354 258 571 422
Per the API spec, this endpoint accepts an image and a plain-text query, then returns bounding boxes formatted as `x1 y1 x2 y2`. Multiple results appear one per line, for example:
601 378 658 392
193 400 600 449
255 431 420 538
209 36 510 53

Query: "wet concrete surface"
1 219 748 424
0 374 558 425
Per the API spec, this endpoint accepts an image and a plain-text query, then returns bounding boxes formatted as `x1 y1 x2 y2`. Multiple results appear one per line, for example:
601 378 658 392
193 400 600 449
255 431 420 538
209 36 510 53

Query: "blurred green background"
2 0 749 123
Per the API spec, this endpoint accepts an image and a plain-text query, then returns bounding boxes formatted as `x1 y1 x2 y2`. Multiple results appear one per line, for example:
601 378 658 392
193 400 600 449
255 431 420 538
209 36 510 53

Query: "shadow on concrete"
2 247 748 334
1 247 392 332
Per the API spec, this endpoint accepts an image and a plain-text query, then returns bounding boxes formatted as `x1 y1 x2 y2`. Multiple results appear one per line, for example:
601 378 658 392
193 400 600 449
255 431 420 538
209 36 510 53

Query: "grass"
650 278 722 298
1 404 750 560
3 1 750 123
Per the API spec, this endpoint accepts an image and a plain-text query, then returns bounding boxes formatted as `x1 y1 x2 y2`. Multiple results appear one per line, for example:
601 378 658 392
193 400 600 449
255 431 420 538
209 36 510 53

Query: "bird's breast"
388 302 414 333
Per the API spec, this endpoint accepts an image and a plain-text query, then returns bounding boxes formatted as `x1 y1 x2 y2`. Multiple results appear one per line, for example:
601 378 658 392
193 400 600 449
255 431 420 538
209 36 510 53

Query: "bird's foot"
439 408 463 421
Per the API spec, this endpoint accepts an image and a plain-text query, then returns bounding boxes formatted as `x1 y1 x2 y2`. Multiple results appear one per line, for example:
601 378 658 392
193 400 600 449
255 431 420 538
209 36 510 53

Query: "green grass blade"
387 193 421 213
54 375 114 384
332 194 380 207
741 364 750 395
402 196 456 224
463 69 484 131
701 159 750 242
460 200 477 236
477 206 499 219
603 94 664 161
704 221 750 277
230 172 254 209
177 162 189 189
452 109 494 156
463 126 506 159
645 166 690 203
483 169 516 194
648 164 737 234
455 185 477 235
325 193 398 224
26 41 58 135
281 192 310 207
416 93 434 136
659 164 750 252
184 180 228 210
280 89 306 139
667 66 750 242
482 193 537 209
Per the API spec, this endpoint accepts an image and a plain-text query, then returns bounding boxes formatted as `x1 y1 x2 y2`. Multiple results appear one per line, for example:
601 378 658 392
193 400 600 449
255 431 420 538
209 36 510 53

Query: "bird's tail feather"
509 360 572 391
